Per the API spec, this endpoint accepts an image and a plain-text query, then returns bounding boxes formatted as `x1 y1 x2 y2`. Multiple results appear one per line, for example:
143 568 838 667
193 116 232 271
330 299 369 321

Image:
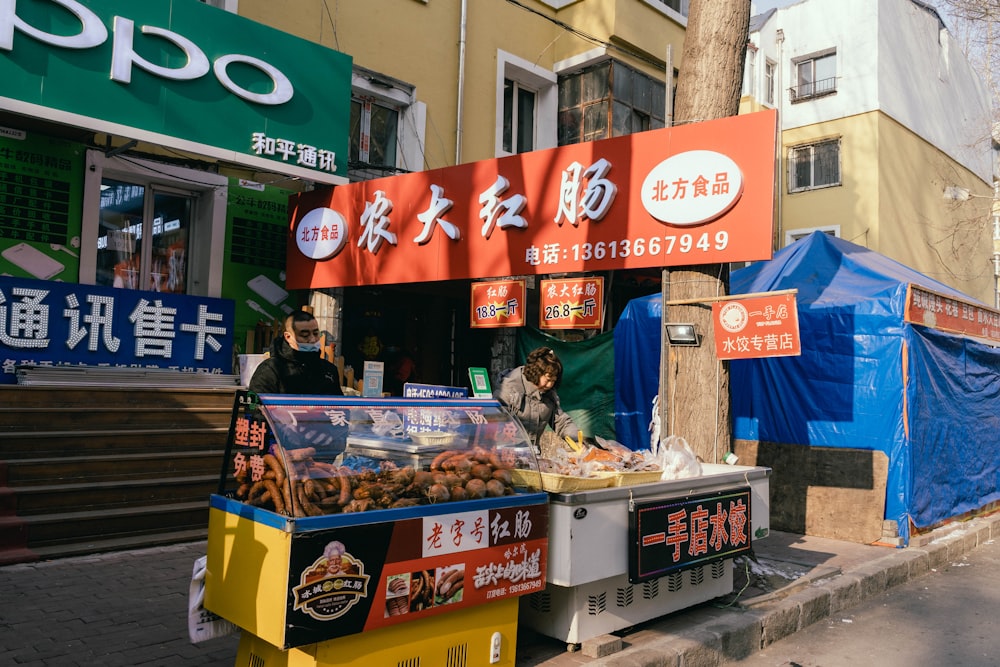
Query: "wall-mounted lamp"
665 323 701 347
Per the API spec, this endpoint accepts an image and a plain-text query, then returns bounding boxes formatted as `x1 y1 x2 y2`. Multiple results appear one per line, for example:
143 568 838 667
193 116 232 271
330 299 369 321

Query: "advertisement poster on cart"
284 502 549 648
628 487 752 583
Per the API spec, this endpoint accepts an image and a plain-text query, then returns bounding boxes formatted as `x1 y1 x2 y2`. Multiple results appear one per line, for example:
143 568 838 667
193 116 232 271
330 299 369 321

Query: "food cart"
204 391 550 667
519 462 771 647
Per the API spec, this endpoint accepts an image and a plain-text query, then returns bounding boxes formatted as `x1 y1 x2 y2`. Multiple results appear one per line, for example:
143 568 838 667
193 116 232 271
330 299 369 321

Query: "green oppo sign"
0 0 351 185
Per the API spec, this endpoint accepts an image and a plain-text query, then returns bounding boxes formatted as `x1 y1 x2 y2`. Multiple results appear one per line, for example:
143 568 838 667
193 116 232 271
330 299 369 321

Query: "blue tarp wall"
614 232 1000 543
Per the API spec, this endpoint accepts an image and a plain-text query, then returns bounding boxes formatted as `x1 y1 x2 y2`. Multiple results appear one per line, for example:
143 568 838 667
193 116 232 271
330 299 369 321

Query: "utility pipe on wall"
455 0 468 165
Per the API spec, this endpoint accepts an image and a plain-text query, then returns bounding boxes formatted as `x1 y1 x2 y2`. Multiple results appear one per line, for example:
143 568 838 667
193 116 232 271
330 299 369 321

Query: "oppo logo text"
0 0 293 105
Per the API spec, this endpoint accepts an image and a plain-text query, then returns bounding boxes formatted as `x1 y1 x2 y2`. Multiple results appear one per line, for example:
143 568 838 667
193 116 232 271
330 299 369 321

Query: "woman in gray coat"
495 346 586 453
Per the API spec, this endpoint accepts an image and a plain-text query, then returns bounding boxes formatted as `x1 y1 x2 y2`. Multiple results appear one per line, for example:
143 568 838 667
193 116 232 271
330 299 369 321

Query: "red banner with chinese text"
286 110 777 289
712 292 800 360
539 276 604 329
904 285 1000 343
470 280 526 328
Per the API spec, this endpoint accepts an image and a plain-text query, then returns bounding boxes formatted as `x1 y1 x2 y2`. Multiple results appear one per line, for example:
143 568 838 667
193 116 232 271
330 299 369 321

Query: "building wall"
749 0 996 305
878 0 993 182
779 113 880 249
876 114 995 301
236 0 683 168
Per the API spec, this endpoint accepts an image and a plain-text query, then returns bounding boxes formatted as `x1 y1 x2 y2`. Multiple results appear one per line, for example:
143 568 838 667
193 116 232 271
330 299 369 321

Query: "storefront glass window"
96 179 191 292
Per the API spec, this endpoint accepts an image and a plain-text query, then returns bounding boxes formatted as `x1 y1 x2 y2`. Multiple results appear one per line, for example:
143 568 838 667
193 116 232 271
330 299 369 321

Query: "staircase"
0 384 239 565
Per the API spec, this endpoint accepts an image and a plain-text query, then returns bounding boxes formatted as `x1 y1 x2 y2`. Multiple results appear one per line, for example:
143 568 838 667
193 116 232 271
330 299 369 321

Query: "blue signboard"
0 276 234 384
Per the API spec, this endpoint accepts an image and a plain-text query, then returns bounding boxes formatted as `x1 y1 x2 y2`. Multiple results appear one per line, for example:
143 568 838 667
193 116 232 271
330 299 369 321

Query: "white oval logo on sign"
641 150 744 226
296 208 348 260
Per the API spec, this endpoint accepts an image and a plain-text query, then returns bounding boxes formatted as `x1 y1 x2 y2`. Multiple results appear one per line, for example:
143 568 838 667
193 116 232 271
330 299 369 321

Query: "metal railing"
789 76 837 102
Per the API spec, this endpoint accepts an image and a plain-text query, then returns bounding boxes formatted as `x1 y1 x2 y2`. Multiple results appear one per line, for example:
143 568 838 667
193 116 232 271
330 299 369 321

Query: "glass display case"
207 391 550 654
220 390 544 517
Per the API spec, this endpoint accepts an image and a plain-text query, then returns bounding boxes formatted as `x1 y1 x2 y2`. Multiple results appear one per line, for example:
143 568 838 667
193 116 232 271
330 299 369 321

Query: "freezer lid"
546 465 771 505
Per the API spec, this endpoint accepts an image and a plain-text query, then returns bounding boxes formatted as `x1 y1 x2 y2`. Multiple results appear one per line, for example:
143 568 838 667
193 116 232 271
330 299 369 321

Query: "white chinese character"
554 161 584 227
64 293 120 353
317 150 336 172
358 190 398 254
415 184 460 244
275 139 296 161
130 299 177 359
0 287 49 348
297 144 318 168
179 304 226 361
251 133 275 156
580 158 617 221
553 158 617 226
479 175 527 240
524 245 541 266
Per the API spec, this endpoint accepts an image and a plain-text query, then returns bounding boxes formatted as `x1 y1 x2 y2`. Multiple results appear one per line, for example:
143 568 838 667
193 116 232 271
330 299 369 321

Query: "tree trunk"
663 0 750 463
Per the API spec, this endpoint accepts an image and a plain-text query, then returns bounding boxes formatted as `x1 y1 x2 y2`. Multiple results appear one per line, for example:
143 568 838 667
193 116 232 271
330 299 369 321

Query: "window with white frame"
349 68 423 178
496 51 557 157
791 51 836 101
764 59 776 105
81 151 228 297
742 48 756 97
785 225 840 247
503 79 536 154
789 138 841 192
350 98 399 169
198 0 237 11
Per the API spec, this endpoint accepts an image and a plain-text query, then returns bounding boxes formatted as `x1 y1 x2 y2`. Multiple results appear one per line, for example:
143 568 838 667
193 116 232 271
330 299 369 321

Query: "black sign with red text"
628 487 751 583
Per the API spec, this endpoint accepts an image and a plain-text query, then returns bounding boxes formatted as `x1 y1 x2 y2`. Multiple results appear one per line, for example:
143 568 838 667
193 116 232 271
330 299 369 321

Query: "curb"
581 514 1000 666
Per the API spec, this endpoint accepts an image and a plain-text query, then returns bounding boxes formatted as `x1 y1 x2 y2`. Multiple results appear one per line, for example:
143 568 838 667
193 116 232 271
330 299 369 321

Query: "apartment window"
789 139 841 192
558 60 666 146
350 98 399 169
495 50 557 156
348 67 423 178
647 0 688 17
198 0 237 11
742 48 757 97
764 60 776 105
503 80 536 154
785 225 840 247
791 51 836 101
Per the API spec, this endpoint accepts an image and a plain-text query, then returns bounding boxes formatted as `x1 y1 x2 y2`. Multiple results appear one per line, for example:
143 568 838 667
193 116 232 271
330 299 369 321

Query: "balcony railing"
789 76 837 102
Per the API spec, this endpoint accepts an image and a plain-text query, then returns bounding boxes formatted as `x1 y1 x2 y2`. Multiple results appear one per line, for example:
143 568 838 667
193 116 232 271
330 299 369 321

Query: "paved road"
724 536 1000 666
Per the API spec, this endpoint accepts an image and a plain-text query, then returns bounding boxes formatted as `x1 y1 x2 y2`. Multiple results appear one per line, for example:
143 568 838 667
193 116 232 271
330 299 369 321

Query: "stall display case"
205 391 549 666
520 463 771 646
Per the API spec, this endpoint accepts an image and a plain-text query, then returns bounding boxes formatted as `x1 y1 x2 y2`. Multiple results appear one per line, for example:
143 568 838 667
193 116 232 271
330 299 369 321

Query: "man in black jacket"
248 310 343 396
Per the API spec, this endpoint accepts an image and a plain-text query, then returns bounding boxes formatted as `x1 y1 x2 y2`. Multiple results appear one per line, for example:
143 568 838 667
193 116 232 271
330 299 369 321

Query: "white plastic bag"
656 435 703 480
188 555 237 644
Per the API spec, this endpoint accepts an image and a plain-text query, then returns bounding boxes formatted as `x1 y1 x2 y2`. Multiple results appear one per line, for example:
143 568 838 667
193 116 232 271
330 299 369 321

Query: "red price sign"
539 277 604 330
470 279 525 328
712 292 800 360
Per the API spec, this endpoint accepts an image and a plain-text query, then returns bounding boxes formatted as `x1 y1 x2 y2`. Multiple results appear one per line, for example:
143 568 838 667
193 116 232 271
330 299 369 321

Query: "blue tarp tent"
614 232 1000 544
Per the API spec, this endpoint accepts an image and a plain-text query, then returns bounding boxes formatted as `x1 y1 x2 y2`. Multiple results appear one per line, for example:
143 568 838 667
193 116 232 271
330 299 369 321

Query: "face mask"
297 342 321 353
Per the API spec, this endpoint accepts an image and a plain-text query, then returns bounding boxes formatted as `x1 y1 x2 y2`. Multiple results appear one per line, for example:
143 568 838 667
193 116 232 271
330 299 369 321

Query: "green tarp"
515 328 616 440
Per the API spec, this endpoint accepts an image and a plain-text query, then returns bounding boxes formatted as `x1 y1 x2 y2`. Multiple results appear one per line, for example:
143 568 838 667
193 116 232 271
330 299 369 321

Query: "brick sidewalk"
0 541 237 666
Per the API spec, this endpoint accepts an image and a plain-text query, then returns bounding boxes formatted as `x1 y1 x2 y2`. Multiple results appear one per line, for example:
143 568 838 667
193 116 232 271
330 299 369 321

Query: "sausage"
263 453 286 487
263 479 285 514
430 449 460 471
337 467 353 506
